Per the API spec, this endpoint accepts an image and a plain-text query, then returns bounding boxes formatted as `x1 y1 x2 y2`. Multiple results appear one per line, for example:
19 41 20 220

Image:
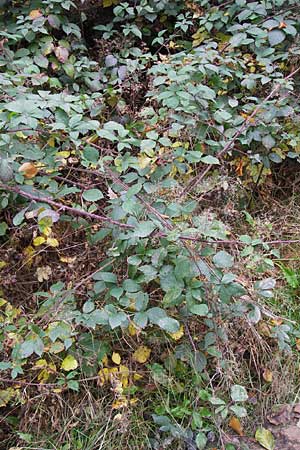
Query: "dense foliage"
0 1 300 449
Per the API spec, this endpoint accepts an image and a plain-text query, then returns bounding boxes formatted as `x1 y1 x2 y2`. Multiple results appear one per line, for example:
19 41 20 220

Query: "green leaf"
20 334 44 358
255 427 275 450
134 312 148 328
230 385 248 402
189 304 209 316
195 432 207 450
47 322 71 342
83 146 99 163
201 155 220 165
82 189 103 202
163 287 182 307
0 158 13 182
134 221 156 238
157 316 180 333
108 312 128 329
229 405 247 418
268 29 285 46
0 222 8 236
63 63 75 78
61 355 78 371
213 251 234 268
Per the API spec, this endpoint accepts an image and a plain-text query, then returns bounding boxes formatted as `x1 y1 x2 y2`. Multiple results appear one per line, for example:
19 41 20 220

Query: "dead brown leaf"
229 416 244 436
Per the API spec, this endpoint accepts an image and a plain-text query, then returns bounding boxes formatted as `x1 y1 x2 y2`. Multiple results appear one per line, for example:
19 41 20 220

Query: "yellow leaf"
133 346 151 364
98 367 110 386
169 325 184 341
98 367 118 386
29 9 43 19
18 162 38 179
112 396 128 409
263 368 273 383
0 261 7 269
56 151 70 158
46 237 59 248
229 416 244 436
61 355 78 371
59 255 77 264
101 354 109 366
133 373 143 381
112 352 121 365
119 365 129 388
33 236 46 247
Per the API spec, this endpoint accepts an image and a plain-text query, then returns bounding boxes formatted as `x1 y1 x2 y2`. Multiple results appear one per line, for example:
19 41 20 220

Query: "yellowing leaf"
33 236 46 247
229 416 243 436
54 46 69 63
29 9 43 19
255 427 275 450
37 369 51 382
0 261 7 269
0 388 16 407
0 298 7 307
133 346 151 364
128 322 137 336
33 359 48 369
18 162 38 179
61 355 78 371
46 237 59 248
263 368 273 383
138 155 152 169
47 137 56 147
169 325 184 341
49 341 64 354
112 352 121 365
42 226 52 237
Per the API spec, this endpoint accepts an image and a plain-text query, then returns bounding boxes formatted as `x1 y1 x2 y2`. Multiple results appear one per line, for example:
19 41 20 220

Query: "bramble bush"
0 0 299 448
